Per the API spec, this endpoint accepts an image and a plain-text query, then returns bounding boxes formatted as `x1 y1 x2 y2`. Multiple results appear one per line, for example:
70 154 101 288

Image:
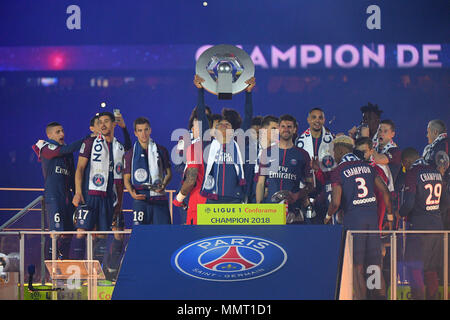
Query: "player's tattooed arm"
179 167 199 196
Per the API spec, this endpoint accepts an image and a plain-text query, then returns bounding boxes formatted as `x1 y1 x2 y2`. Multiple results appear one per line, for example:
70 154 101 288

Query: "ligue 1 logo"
134 168 148 182
171 235 287 282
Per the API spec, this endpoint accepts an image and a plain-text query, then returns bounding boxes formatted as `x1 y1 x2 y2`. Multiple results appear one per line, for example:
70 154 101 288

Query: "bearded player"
256 114 313 220
33 122 89 259
296 107 335 224
72 112 125 263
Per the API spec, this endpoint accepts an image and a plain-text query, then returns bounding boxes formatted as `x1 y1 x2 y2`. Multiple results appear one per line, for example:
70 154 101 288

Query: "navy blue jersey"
35 138 84 231
37 139 84 198
204 141 245 202
384 146 402 183
330 154 378 215
259 145 312 202
243 139 260 203
403 163 443 220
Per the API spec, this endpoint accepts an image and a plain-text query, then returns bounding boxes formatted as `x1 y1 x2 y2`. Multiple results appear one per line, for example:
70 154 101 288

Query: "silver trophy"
196 44 255 100
305 204 317 219
141 181 163 191
270 190 290 204
270 190 304 224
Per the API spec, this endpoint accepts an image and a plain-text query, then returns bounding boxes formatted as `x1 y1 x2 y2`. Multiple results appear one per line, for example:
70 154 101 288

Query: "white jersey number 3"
355 177 369 198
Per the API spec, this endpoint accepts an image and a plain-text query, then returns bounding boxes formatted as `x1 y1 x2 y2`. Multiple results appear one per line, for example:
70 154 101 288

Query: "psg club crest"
115 162 123 175
171 235 287 282
92 174 105 187
321 155 335 170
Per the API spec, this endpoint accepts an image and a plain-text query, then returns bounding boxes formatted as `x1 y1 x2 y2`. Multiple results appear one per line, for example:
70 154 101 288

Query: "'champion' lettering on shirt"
420 173 442 182
343 166 371 178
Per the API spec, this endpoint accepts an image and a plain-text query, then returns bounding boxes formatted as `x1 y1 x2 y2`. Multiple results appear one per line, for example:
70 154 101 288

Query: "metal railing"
342 230 449 300
0 195 44 231
0 187 177 225
1 230 132 300
0 187 176 299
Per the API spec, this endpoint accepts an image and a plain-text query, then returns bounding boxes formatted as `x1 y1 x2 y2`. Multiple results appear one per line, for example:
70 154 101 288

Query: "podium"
112 225 344 300
45 260 105 300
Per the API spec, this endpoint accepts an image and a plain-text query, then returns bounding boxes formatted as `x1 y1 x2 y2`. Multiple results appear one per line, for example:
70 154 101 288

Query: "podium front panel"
112 225 343 300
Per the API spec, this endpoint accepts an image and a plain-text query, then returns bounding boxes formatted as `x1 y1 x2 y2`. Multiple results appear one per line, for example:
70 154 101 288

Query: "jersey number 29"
424 183 442 205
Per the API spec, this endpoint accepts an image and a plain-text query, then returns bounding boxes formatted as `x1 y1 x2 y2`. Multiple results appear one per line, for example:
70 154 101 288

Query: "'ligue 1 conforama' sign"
197 204 287 225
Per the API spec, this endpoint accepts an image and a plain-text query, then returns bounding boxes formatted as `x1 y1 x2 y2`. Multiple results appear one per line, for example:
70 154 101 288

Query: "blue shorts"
405 216 443 271
74 194 114 231
45 195 75 231
344 211 381 266
132 199 171 225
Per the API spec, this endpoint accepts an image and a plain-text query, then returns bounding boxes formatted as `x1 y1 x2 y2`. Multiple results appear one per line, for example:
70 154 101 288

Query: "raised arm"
194 75 211 139
241 77 255 131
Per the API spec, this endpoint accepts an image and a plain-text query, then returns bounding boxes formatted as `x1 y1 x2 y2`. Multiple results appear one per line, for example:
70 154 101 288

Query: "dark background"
0 0 448 225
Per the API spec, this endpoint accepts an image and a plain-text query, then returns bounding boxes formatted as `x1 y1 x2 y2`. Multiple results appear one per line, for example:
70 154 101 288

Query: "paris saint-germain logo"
92 174 105 187
322 155 335 169
115 162 123 175
171 235 287 282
